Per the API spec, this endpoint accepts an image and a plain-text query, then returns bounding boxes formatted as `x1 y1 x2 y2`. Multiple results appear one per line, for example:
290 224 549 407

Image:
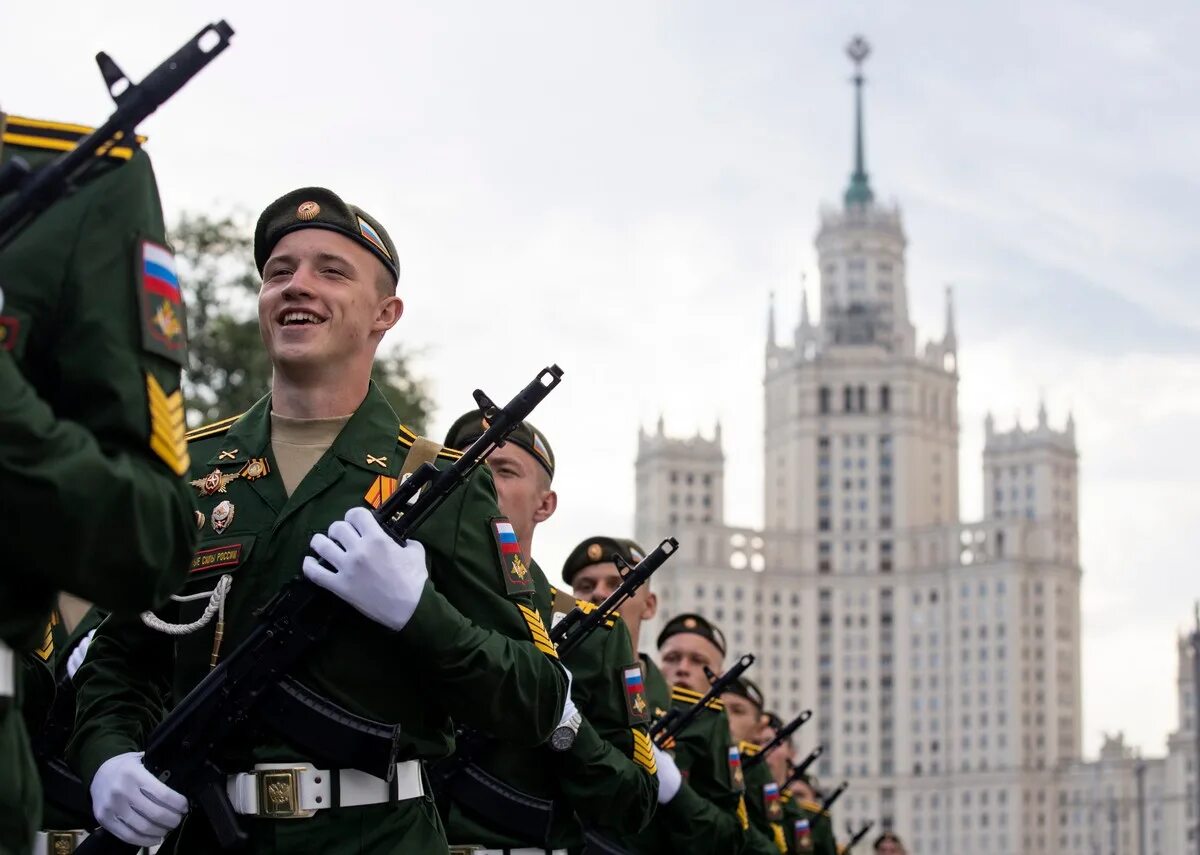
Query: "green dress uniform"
69 385 568 854
739 742 787 854
625 685 748 854
639 654 670 718
0 115 196 853
440 569 658 851
783 795 836 855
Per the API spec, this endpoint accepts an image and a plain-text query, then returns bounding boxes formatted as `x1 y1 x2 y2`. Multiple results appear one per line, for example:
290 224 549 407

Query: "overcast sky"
4 1 1197 760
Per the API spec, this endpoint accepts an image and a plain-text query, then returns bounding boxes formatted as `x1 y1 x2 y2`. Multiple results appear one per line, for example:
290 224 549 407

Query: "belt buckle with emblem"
46 830 85 854
256 767 315 819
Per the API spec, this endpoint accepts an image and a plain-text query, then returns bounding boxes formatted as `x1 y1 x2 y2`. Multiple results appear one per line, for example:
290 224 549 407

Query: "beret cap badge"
296 201 320 221
587 543 603 561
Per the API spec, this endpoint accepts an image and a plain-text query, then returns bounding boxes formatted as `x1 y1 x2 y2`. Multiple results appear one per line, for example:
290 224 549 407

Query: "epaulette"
780 789 793 805
738 740 762 757
670 684 723 711
548 587 616 629
185 414 241 443
397 424 461 461
1 115 146 161
799 799 824 815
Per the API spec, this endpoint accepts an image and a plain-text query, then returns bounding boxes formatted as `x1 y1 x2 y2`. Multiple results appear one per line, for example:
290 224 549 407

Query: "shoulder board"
799 799 823 814
397 425 461 461
2 115 146 161
739 740 762 756
548 587 616 629
780 790 793 805
670 684 723 711
185 414 241 442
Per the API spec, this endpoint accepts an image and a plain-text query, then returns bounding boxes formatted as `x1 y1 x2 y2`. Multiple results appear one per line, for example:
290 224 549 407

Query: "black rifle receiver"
550 537 678 658
743 709 812 770
0 21 234 248
820 780 849 814
78 365 564 855
649 654 755 747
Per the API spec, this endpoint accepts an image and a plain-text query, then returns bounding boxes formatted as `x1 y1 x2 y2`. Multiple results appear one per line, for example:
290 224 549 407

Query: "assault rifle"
743 709 812 769
0 21 234 248
649 654 755 747
783 744 824 788
843 820 875 851
550 537 678 657
78 366 564 855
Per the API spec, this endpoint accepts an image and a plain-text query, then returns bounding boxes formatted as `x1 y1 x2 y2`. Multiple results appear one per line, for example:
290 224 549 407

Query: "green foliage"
171 211 431 431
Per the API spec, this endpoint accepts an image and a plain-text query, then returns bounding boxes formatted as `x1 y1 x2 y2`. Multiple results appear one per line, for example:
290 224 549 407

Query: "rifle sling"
434 759 557 845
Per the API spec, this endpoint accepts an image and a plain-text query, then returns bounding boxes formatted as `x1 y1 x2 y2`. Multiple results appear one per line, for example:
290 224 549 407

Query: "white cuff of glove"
653 744 682 804
91 751 188 848
557 663 580 728
304 506 428 631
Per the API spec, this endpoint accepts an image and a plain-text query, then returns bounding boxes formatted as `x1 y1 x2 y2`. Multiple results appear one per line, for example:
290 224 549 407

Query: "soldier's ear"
641 590 659 621
373 295 404 335
533 489 557 523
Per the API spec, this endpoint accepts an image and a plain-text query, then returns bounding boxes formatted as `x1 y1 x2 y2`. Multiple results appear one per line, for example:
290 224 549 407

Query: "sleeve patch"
764 782 783 821
728 745 745 793
137 238 187 364
516 603 558 659
146 372 189 476
631 728 657 774
622 661 650 725
490 516 534 596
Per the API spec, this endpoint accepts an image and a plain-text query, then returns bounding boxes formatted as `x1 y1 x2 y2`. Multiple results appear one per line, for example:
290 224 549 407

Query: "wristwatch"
549 710 581 752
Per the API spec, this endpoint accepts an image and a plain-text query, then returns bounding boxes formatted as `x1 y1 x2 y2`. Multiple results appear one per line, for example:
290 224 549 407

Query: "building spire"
944 284 957 348
799 274 812 329
843 35 875 208
767 290 777 350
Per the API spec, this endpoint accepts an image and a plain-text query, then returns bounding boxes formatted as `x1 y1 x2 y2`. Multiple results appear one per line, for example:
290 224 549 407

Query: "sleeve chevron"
146 373 189 475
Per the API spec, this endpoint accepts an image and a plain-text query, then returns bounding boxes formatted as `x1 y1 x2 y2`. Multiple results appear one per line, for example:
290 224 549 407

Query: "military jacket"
69 386 567 853
0 115 195 853
626 684 748 854
783 794 836 855
442 566 657 848
738 742 787 854
639 652 670 718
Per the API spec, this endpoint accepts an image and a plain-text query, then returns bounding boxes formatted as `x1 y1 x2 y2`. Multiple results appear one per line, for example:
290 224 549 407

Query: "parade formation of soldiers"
1 23 914 855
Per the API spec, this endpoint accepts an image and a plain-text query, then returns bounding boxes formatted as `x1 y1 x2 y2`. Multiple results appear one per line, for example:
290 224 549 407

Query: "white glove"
66 628 96 681
304 506 428 631
653 744 682 804
91 751 188 847
558 663 580 729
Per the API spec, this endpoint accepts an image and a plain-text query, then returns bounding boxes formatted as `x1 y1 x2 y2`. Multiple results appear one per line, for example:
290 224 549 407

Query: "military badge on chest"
211 500 236 534
728 745 745 792
191 468 240 497
490 517 533 595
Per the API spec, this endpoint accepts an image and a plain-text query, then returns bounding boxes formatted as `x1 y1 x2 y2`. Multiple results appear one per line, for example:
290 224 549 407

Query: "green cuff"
395 580 467 656
72 732 143 788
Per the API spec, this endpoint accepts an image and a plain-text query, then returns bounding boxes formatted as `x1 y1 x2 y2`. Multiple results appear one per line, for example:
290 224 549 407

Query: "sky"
4 1 1198 760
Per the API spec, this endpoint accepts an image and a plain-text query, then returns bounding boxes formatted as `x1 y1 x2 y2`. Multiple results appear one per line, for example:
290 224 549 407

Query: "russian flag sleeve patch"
490 516 533 596
137 238 187 364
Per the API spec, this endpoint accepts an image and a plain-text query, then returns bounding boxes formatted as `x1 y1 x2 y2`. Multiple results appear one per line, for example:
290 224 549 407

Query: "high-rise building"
634 37 1084 855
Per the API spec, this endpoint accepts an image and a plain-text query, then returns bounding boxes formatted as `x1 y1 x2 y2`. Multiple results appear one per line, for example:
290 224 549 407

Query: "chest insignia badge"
240 457 271 481
191 468 240 497
211 500 236 534
218 449 239 460
194 510 206 529
366 454 388 468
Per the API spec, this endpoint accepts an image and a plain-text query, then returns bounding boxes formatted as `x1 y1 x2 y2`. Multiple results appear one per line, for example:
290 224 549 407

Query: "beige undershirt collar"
270 411 353 497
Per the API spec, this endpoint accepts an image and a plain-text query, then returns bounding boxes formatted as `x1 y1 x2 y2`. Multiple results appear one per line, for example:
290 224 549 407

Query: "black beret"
723 676 765 712
444 409 555 479
561 536 647 586
656 612 726 656
254 187 399 283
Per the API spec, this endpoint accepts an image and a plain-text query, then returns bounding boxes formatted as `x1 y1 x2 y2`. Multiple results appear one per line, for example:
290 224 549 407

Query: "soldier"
438 414 659 852
784 775 836 855
722 679 786 854
623 613 749 854
0 113 198 853
872 831 905 854
68 187 570 854
566 540 668 715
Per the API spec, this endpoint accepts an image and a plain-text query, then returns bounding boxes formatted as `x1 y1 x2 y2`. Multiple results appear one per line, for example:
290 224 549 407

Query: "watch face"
550 725 576 752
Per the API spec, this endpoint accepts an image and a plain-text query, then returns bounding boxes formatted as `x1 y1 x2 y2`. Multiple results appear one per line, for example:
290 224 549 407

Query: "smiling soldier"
69 187 570 854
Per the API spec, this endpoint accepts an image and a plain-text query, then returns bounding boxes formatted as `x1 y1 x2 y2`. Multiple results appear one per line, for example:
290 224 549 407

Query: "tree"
171 211 432 431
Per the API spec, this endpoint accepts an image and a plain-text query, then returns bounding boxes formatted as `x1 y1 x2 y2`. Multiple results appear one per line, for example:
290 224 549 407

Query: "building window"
880 384 891 412
819 387 831 414
844 385 854 413
857 386 867 412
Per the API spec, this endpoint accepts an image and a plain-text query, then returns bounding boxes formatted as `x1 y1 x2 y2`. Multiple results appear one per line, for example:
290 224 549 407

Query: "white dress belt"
0 638 14 699
226 761 423 818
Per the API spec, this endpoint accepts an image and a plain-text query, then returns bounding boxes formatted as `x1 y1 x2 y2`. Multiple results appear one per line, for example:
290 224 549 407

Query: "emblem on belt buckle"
257 768 313 818
47 831 81 854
